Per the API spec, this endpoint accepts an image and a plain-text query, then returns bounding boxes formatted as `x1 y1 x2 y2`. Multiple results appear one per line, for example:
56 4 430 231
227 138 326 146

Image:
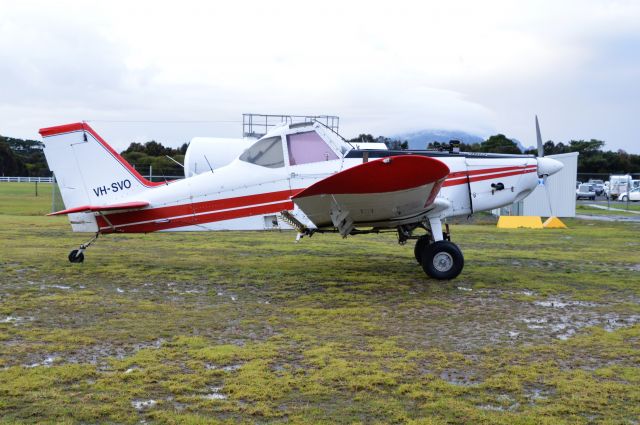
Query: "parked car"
619 187 640 202
588 179 605 196
576 184 596 200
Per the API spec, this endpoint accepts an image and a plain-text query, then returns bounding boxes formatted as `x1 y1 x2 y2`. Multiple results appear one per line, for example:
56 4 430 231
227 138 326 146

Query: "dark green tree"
0 140 27 176
477 134 521 154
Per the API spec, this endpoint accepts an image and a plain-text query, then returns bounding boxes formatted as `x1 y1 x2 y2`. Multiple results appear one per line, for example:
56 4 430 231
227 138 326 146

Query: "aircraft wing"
47 201 150 216
292 155 449 236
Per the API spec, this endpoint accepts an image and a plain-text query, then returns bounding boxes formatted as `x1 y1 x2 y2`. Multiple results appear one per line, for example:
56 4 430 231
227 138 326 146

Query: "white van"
606 175 633 200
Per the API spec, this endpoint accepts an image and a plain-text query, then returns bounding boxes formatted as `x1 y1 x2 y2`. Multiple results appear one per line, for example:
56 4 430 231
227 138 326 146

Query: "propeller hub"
537 157 563 177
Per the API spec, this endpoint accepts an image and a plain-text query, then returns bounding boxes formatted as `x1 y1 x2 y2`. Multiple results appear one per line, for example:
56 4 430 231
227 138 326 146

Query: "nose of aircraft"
537 157 564 177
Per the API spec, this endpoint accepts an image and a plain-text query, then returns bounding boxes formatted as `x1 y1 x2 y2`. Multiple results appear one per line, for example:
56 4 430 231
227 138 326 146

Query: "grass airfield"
1 182 639 424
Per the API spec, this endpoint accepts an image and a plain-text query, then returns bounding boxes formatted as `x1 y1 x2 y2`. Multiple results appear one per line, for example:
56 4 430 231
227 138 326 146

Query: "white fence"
0 176 184 183
0 176 54 183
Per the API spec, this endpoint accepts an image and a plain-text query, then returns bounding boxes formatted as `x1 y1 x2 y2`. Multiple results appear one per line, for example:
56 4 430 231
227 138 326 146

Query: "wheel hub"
432 252 453 272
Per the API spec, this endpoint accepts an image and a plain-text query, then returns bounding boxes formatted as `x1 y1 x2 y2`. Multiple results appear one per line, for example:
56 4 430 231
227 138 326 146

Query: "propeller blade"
535 115 543 157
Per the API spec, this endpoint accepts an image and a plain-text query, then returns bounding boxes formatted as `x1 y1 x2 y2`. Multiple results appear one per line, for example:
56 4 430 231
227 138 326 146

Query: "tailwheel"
68 249 85 263
413 235 431 264
68 233 99 264
421 240 464 280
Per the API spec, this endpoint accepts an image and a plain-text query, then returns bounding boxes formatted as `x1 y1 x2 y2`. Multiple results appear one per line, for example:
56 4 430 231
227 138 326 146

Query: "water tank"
184 137 255 177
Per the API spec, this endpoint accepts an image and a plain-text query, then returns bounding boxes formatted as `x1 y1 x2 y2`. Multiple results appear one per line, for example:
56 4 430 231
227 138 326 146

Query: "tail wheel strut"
68 233 99 264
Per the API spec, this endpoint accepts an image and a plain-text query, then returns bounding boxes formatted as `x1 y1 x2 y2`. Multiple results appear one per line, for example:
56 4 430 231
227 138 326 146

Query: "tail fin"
39 122 162 231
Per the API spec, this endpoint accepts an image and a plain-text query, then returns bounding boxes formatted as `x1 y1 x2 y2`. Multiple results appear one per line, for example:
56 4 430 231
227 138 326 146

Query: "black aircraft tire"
68 250 84 263
414 236 430 264
421 240 464 280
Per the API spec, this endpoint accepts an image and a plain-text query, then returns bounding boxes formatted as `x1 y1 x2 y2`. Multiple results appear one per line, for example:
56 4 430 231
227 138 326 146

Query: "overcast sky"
1 0 639 152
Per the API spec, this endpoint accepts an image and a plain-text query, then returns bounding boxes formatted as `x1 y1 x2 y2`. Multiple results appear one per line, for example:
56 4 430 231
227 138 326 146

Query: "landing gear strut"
68 233 99 264
400 218 464 280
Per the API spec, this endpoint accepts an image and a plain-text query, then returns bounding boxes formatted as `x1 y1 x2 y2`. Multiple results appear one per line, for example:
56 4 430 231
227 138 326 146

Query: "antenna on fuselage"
165 155 184 168
203 155 214 173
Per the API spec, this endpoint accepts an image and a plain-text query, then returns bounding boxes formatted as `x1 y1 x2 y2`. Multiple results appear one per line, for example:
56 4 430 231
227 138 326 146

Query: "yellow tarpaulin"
497 216 544 229
543 216 567 229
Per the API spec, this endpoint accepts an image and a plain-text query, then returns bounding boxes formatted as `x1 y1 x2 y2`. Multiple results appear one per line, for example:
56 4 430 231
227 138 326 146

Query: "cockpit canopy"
239 122 350 168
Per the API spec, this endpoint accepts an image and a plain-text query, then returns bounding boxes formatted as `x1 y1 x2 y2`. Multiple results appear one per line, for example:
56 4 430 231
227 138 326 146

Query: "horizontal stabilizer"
47 201 149 216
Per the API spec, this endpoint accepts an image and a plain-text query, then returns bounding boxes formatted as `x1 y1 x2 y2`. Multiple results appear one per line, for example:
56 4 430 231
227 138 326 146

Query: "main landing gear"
399 218 464 280
68 233 99 264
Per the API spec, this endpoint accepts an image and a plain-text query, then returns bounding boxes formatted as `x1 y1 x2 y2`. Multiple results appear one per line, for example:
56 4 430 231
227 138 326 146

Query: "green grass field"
1 182 639 424
576 204 640 216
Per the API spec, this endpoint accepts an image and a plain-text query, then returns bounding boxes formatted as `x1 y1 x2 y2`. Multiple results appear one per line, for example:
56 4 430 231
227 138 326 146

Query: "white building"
497 152 579 217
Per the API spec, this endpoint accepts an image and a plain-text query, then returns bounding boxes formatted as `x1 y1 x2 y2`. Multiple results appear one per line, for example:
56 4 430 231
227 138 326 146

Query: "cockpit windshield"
239 136 284 168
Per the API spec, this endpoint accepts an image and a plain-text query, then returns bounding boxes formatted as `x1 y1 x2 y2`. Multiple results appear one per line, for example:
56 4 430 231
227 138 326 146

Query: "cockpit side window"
239 136 284 168
287 131 339 166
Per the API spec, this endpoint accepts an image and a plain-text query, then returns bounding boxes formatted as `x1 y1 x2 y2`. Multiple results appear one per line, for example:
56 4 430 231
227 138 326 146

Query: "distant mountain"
516 140 536 153
392 130 485 150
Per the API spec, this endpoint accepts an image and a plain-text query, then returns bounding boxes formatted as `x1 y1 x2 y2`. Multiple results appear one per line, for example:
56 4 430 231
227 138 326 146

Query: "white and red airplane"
39 119 563 279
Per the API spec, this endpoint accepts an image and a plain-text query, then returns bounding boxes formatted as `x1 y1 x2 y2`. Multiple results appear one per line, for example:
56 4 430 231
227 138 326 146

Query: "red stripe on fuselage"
100 200 295 233
442 166 537 187
466 165 535 177
96 189 300 233
468 168 537 183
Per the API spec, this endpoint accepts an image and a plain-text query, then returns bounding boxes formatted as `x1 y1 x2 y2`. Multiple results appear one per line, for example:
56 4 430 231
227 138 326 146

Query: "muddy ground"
1 183 639 424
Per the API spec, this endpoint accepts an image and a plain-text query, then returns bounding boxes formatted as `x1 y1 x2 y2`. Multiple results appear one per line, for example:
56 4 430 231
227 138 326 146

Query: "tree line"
0 136 48 176
2 133 639 177
348 133 640 175
120 141 188 177
0 137 188 177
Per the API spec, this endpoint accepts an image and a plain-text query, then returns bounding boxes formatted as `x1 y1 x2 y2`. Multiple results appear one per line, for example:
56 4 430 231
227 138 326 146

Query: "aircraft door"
285 130 342 193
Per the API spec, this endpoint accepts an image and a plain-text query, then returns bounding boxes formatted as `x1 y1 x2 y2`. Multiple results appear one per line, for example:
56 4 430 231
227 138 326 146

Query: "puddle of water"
521 308 640 341
223 364 242 372
522 318 547 324
439 369 476 386
479 404 504 411
203 386 227 400
1 315 23 324
525 386 552 404
132 399 157 411
534 300 569 308
25 355 56 368
205 363 242 372
534 299 598 308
